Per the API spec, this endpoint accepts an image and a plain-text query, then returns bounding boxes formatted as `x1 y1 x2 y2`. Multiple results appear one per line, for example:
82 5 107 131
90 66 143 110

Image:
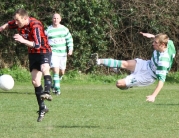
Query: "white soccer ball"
0 74 14 91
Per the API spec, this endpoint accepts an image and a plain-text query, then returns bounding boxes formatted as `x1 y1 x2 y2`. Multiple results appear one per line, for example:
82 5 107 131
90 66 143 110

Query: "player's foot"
55 91 61 96
53 89 61 96
37 107 49 122
88 53 98 66
40 93 53 101
51 87 61 96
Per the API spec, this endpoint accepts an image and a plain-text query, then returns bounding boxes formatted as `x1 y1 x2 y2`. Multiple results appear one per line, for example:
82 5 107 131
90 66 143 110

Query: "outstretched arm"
146 80 164 102
140 32 155 38
0 23 9 32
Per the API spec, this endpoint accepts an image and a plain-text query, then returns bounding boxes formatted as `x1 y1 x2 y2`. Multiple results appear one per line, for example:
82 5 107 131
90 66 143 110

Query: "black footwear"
52 87 61 96
40 93 53 101
37 107 49 122
88 53 98 66
55 91 61 96
52 89 61 96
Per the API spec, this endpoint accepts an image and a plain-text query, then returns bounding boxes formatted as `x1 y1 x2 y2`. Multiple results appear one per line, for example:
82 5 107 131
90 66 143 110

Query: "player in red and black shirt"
8 17 51 54
0 9 52 122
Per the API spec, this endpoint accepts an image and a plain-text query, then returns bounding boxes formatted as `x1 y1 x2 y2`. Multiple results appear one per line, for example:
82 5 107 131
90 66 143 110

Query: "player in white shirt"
46 13 73 95
89 32 176 102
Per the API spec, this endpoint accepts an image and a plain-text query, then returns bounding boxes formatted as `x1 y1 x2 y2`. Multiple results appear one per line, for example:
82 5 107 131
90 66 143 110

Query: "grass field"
0 81 179 138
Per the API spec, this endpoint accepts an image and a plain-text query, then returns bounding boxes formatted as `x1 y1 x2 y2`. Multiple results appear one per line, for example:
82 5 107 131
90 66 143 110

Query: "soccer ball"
0 74 14 91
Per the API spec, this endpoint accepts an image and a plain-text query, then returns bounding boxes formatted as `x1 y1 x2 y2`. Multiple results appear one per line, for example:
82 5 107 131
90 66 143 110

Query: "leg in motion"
116 79 130 90
52 73 61 95
41 75 53 101
35 85 49 122
31 70 50 122
89 53 136 72
52 66 61 95
88 53 122 68
37 105 49 122
40 63 53 101
99 59 122 68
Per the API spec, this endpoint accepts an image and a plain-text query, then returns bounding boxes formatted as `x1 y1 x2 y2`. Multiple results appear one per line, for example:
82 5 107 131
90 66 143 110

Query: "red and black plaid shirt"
8 17 51 54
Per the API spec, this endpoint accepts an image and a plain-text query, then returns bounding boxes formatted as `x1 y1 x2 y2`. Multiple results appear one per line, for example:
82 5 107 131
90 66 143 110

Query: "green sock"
53 74 60 91
102 59 122 68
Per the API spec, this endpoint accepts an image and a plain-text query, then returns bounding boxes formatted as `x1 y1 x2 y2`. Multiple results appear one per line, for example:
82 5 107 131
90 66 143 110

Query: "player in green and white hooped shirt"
90 33 176 103
45 13 73 95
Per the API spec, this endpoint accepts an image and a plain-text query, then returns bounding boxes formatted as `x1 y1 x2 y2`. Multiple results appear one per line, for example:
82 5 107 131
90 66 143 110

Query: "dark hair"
14 9 29 17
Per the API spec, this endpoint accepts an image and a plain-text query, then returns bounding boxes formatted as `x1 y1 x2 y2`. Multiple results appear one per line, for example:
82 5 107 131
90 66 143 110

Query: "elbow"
34 43 40 49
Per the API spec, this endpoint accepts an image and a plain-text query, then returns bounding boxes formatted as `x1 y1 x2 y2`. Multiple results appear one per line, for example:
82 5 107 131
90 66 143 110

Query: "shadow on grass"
57 125 117 130
155 103 179 106
0 91 34 95
58 125 100 128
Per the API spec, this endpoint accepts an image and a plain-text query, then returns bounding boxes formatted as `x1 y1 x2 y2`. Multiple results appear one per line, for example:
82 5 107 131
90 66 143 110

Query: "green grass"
0 81 179 138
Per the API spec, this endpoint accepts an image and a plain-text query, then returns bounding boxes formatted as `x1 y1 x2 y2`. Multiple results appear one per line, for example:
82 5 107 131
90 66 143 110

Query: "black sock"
44 75 52 94
35 85 45 110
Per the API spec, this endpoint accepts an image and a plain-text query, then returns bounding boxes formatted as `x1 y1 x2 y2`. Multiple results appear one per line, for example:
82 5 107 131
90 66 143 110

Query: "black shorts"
28 53 52 72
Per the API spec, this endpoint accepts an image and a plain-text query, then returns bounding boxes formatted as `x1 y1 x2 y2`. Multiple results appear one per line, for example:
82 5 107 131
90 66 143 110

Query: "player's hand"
0 23 8 32
0 27 4 32
13 34 25 43
146 95 155 102
68 50 73 56
140 32 155 38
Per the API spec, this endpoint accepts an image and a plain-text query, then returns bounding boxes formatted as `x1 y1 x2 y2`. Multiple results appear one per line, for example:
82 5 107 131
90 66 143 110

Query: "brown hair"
14 9 29 17
155 33 169 46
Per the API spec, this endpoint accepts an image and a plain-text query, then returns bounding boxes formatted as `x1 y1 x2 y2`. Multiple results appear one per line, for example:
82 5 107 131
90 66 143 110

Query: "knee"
116 80 122 88
41 67 48 73
116 80 121 88
32 79 40 87
116 79 127 89
121 61 130 68
32 80 37 86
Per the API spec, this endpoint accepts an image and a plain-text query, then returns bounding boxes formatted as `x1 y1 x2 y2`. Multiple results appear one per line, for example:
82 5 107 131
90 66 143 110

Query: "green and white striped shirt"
45 25 73 56
149 40 176 82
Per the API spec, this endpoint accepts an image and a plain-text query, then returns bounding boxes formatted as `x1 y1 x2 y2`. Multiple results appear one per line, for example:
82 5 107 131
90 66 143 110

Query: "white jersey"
45 25 73 56
125 40 176 87
148 40 176 82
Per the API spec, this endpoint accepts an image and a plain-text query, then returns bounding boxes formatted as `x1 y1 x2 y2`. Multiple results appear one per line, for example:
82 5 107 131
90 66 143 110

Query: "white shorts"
125 58 156 87
50 55 67 70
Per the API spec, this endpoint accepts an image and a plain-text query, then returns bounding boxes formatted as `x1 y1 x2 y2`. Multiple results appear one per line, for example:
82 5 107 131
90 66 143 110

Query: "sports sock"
53 74 60 91
35 85 45 110
100 59 122 68
44 75 52 93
